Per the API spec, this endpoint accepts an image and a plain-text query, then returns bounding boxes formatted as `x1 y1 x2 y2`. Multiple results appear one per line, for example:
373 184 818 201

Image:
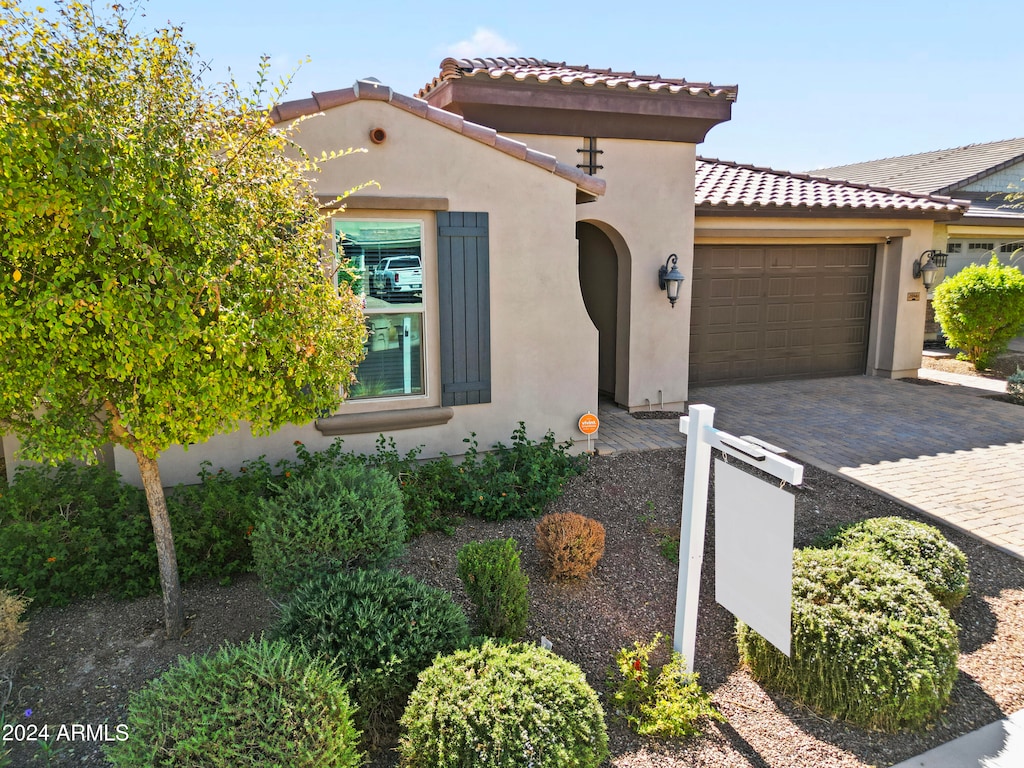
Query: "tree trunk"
135 451 185 639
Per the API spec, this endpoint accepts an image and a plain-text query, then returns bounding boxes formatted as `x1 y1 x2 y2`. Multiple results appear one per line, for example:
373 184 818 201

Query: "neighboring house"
0 58 974 485
690 158 965 385
815 138 1024 275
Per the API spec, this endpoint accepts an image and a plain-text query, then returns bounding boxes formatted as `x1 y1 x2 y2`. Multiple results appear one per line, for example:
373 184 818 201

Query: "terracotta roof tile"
419 57 738 101
270 79 606 198
812 138 1024 195
696 158 968 216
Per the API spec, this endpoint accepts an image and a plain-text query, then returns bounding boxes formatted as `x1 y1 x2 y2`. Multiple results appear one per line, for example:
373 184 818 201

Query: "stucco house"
815 138 1024 343
815 138 1024 275
1 58 974 485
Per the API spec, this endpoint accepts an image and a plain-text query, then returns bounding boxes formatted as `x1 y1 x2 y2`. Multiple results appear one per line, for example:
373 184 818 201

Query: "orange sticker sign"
578 413 600 435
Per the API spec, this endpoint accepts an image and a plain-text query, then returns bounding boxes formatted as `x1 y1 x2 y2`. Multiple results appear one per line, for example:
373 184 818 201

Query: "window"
946 242 962 254
1000 242 1022 254
968 242 995 251
333 219 425 399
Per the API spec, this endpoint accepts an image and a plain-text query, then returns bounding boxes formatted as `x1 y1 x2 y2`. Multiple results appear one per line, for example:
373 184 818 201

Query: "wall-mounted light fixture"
658 254 685 308
914 250 948 290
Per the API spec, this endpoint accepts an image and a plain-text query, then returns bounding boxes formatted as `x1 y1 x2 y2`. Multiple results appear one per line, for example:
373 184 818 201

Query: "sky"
127 0 1023 173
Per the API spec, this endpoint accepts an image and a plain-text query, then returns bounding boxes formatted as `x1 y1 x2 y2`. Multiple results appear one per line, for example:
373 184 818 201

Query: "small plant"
738 547 959 732
1008 367 1024 405
535 511 605 580
932 255 1024 369
459 423 587 521
456 538 529 639
274 569 470 745
608 633 723 738
658 535 680 564
816 516 970 609
104 638 363 768
251 462 406 593
399 640 609 768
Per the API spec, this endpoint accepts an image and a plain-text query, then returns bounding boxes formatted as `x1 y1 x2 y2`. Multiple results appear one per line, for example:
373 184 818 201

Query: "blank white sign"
714 459 794 656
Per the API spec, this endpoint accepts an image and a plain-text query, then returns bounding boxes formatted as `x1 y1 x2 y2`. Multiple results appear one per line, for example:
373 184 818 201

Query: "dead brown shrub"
535 512 606 580
0 588 30 657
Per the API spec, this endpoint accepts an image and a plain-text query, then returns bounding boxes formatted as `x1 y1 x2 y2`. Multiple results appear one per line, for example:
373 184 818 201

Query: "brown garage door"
689 245 874 386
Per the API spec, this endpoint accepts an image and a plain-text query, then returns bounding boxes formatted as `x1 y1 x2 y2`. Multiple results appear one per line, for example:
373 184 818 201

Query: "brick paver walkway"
597 376 1024 559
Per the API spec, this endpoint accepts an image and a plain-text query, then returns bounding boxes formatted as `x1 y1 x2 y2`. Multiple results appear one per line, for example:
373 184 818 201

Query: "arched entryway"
577 221 630 404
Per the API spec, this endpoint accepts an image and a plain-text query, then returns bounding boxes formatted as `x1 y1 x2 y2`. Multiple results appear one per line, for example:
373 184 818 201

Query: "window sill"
315 406 454 436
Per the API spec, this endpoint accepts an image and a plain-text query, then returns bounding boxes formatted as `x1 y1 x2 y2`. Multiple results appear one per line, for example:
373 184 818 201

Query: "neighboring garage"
689 244 874 385
691 158 969 386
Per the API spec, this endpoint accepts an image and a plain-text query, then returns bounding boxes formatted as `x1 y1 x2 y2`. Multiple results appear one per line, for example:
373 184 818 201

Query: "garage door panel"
767 277 792 297
690 244 874 385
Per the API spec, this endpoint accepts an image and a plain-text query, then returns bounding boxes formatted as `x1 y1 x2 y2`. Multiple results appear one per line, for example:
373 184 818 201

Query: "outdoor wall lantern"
914 250 948 290
659 253 685 308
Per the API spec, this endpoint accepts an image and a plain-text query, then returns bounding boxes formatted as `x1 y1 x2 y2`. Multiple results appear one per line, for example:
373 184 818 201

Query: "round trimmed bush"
738 548 959 732
274 568 470 744
104 638 362 767
252 462 406 593
817 516 969 609
399 640 609 768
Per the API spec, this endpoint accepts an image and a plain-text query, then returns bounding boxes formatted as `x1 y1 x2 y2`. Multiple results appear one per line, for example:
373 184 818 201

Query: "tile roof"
269 79 606 198
418 57 738 101
954 192 1024 222
812 138 1024 196
695 158 968 216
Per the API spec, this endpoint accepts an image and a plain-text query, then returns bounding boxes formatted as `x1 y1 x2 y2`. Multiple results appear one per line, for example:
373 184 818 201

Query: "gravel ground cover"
6 451 1024 767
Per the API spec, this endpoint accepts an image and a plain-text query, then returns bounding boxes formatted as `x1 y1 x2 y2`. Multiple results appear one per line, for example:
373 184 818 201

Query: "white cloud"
445 28 518 58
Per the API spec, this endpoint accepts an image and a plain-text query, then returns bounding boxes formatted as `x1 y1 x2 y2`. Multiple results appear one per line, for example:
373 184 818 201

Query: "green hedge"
738 548 959 731
251 462 406 593
274 568 470 744
399 640 609 768
816 516 969 609
932 255 1024 369
105 638 362 767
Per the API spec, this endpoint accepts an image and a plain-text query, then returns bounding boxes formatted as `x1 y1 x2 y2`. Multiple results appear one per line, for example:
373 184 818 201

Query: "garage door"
689 245 874 386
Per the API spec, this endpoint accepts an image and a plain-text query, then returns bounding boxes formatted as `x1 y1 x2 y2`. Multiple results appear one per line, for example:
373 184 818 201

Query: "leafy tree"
0 1 366 637
932 256 1024 370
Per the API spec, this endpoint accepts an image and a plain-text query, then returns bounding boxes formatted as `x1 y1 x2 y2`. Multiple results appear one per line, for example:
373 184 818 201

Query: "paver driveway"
598 376 1024 559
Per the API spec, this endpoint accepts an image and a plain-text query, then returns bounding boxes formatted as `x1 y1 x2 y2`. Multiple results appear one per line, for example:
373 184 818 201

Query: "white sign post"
675 405 803 673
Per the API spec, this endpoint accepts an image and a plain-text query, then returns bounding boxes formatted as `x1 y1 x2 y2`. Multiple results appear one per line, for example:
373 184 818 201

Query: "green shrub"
460 423 586 521
364 436 462 537
399 640 609 768
0 463 156 605
738 548 959 732
816 516 970 609
608 633 723 738
251 462 406 593
932 256 1024 369
456 538 529 639
1008 367 1024 405
105 638 362 767
165 457 275 585
274 568 470 744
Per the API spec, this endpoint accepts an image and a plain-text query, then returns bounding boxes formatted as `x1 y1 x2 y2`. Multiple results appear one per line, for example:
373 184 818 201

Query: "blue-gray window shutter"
437 212 491 406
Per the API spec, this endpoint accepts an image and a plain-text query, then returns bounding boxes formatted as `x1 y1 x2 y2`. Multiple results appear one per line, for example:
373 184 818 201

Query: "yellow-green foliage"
932 256 1024 369
608 633 723 738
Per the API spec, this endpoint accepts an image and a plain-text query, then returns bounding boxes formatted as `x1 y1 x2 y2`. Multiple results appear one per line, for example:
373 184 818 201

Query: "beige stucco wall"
107 99 598 487
508 133 697 410
693 216 939 379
